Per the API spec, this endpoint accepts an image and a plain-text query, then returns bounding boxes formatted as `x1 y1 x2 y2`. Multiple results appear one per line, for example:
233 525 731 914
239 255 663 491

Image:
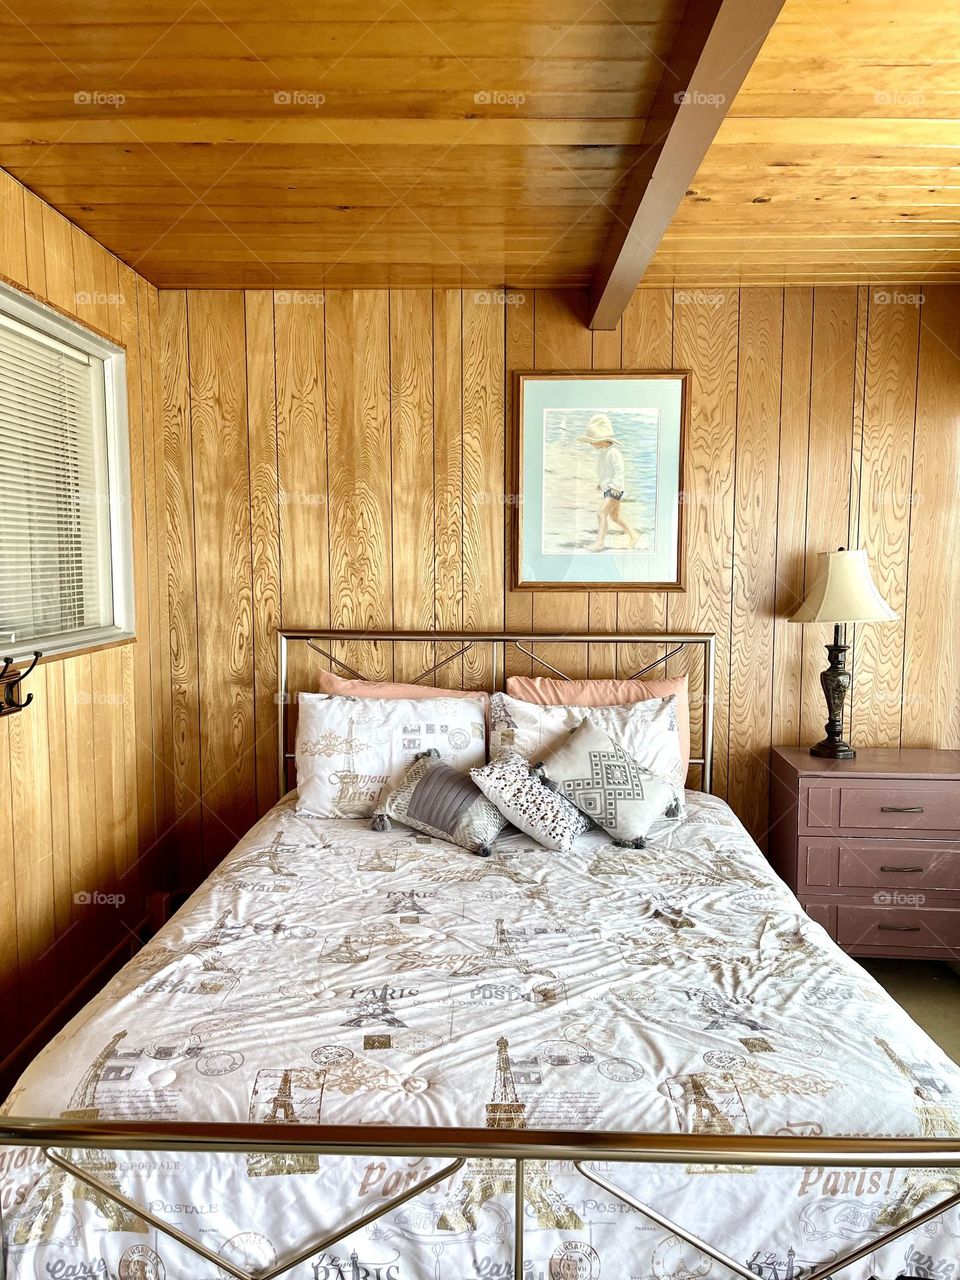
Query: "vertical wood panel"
159 289 202 885
245 290 281 815
462 290 505 688
0 168 26 285
902 287 960 748
670 288 740 797
188 291 255 871
144 281 175 847
22 192 46 295
504 291 534 679
617 288 672 673
852 288 920 747
433 290 465 687
728 288 783 841
391 290 435 682
119 263 157 858
0 718 19 1038
771 287 813 749
799 288 859 747
326 291 392 682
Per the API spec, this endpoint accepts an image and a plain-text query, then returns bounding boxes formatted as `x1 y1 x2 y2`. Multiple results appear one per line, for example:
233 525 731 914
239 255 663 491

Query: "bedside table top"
771 745 960 780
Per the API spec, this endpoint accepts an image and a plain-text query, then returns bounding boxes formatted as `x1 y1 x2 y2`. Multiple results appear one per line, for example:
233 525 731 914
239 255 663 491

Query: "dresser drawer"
838 840 960 891
839 783 960 833
837 904 960 951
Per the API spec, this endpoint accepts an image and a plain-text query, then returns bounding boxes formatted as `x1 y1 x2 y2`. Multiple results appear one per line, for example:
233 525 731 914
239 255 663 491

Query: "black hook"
0 651 42 716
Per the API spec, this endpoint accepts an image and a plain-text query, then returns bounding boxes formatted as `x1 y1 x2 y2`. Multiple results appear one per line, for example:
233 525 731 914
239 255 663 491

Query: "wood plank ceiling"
0 0 958 291
0 0 687 290
651 0 960 285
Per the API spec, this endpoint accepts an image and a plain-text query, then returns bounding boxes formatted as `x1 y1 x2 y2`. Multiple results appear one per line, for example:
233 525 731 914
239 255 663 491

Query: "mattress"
3 789 960 1280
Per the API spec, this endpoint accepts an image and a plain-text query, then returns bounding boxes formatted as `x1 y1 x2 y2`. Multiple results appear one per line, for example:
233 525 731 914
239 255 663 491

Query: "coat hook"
0 651 42 717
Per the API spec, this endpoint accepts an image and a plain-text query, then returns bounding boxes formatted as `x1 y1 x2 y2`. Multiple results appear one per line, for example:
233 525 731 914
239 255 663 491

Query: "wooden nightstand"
768 747 960 959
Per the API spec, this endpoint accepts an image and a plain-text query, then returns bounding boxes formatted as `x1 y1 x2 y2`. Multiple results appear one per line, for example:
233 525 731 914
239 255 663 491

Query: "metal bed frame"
3 629 960 1280
276 628 717 796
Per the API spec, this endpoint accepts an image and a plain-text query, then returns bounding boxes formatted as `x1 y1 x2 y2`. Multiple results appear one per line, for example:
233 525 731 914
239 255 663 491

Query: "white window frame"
0 280 135 663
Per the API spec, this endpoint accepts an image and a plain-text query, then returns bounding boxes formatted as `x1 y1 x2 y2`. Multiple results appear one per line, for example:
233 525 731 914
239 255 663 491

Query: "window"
0 282 134 662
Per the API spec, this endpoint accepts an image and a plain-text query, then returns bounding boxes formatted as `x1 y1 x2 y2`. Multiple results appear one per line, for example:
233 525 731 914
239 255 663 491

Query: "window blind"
0 311 114 650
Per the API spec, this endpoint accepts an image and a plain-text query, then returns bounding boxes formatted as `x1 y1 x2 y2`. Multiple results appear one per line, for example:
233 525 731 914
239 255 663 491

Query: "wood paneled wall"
159 283 960 874
0 168 170 1061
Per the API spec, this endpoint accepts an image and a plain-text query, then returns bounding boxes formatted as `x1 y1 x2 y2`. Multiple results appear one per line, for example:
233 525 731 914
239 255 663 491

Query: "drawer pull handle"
880 805 924 813
879 864 924 873
877 924 922 932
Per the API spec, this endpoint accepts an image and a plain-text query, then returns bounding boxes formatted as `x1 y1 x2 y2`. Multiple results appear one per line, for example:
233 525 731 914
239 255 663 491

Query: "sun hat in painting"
578 413 619 444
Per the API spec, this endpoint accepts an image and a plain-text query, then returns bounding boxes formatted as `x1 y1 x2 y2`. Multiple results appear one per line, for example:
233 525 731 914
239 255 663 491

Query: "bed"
3 632 960 1280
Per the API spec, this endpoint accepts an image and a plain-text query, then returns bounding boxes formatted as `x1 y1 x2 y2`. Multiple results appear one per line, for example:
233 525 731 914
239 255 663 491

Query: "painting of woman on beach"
513 371 687 590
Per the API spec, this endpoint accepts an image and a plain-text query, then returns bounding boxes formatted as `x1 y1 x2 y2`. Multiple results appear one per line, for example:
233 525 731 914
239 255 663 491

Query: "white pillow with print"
296 693 486 818
488 691 685 796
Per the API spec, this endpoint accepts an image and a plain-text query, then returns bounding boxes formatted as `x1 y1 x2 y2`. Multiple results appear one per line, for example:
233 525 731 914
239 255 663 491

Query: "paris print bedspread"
3 790 960 1280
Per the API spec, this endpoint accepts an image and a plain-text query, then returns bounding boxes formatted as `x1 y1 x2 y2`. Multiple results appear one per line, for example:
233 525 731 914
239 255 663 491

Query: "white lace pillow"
296 693 486 818
489 691 685 796
471 750 590 852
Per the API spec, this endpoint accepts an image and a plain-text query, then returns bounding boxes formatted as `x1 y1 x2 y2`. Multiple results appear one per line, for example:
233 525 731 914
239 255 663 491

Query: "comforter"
3 791 960 1280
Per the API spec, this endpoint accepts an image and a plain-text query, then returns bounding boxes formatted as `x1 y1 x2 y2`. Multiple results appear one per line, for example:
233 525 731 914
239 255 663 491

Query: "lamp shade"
790 549 897 624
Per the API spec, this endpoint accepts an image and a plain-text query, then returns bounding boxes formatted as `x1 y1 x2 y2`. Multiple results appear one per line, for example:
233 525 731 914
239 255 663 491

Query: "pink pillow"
316 669 488 710
505 674 690 774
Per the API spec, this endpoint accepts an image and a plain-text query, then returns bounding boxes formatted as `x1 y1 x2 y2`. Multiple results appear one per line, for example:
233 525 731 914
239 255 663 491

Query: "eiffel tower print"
323 933 371 963
192 908 234 953
486 1036 527 1128
61 1031 131 1119
437 1159 583 1232
350 1252 361 1280
230 830 297 883
487 918 520 969
266 1069 301 1122
341 983 408 1028
386 889 429 918
12 1162 148 1244
876 1037 960 1136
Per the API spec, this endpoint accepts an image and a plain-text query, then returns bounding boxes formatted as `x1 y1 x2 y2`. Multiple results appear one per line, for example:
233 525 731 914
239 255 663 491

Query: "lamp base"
810 738 856 760
810 625 856 760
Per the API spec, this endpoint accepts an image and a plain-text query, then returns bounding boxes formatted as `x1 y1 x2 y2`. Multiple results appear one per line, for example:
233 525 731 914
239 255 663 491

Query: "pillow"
316 670 488 711
373 751 506 855
540 719 679 847
506 674 690 775
296 693 486 818
489 692 685 796
471 750 590 853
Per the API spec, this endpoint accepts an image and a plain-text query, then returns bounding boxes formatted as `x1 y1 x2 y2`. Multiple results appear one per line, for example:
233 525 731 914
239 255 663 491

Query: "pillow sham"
539 719 679 847
372 750 506 855
317 669 488 710
505 674 690 774
471 749 590 852
489 691 685 795
296 693 486 818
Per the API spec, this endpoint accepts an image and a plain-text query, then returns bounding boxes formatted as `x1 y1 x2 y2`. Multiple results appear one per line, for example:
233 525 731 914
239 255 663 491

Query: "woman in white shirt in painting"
579 414 639 552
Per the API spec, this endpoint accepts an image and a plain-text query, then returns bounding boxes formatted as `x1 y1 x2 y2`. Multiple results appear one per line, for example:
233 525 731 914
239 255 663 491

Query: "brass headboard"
277 630 716 796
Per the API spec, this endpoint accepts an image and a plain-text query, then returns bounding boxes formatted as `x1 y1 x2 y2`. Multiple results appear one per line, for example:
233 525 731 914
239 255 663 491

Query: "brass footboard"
2 1120 959 1280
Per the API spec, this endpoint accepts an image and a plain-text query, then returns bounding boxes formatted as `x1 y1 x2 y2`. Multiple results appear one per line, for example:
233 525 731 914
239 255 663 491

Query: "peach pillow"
316 669 488 710
505 674 690 774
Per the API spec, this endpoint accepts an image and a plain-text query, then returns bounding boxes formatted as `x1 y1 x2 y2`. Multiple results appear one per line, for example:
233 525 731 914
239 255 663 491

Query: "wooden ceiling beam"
588 0 787 330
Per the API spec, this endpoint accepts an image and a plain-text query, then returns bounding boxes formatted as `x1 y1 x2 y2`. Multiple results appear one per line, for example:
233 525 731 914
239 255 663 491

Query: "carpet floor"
860 958 960 1064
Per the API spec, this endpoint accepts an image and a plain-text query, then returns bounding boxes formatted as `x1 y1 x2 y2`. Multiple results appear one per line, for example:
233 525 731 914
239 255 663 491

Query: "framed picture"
511 370 689 591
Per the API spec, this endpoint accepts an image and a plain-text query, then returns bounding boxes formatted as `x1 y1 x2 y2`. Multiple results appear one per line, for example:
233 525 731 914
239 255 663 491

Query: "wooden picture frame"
511 370 689 592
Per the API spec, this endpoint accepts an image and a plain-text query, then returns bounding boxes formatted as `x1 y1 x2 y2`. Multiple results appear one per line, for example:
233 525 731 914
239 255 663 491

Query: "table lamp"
789 547 896 759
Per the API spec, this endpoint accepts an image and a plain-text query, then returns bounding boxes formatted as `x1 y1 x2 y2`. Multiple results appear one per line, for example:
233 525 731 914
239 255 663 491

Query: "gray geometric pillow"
372 751 506 856
539 719 679 847
471 749 590 852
